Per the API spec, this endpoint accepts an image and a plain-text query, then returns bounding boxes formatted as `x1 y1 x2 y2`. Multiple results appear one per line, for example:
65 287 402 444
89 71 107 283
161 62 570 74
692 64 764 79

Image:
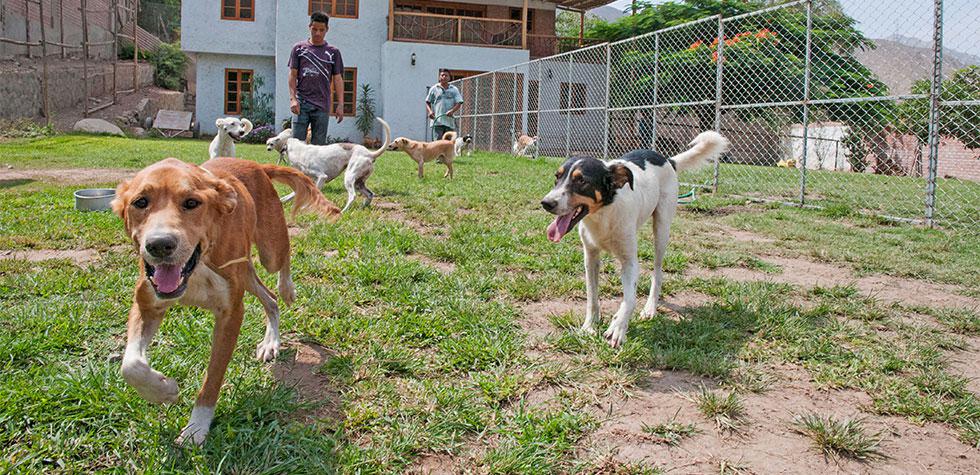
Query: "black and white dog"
541 131 729 347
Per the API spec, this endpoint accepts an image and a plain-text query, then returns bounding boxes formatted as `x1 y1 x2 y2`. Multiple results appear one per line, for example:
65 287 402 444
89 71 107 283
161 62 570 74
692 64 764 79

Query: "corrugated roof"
551 0 619 11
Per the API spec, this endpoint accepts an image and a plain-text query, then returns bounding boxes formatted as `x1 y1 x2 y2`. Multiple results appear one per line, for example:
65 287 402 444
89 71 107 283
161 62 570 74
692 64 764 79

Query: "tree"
556 10 604 39
601 1 897 173
894 66 980 175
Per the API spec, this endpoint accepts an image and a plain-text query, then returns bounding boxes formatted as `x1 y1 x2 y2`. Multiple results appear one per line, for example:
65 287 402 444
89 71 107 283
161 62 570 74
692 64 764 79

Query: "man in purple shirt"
288 11 344 145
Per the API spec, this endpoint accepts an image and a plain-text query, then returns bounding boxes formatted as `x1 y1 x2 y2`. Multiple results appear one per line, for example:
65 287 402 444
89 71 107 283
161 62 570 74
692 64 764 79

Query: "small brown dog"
112 157 340 446
388 136 455 179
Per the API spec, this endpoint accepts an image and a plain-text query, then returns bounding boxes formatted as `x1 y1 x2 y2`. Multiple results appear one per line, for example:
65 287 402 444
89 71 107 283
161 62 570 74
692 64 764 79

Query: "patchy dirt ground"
0 167 134 186
271 339 343 425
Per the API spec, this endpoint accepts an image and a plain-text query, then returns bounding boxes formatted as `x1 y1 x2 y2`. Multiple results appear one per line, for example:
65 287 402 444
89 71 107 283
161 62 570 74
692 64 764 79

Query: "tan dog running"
388 137 455 179
112 157 340 446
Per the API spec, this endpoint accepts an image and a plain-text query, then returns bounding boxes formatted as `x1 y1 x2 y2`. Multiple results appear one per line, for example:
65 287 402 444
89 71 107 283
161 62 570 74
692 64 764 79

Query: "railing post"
472 75 479 148
925 0 944 227
388 0 394 41
602 43 611 159
565 54 572 158
712 15 724 192
511 67 518 141
798 0 813 206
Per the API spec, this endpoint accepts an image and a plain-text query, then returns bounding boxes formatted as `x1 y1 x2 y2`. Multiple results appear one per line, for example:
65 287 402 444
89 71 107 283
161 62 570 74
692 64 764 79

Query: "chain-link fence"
454 0 979 229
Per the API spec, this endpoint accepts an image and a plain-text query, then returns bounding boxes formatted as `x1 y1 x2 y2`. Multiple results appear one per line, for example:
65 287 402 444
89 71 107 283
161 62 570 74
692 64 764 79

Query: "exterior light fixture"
411 53 416 66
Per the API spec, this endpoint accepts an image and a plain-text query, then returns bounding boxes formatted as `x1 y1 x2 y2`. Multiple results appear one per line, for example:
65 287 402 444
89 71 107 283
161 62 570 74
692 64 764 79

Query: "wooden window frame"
309 0 359 19
395 0 485 17
447 69 483 82
221 0 255 22
331 68 358 117
224 68 253 115
559 82 587 115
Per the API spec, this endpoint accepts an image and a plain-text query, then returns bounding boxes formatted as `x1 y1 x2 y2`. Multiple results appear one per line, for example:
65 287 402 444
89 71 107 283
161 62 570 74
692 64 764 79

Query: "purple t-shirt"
288 40 344 112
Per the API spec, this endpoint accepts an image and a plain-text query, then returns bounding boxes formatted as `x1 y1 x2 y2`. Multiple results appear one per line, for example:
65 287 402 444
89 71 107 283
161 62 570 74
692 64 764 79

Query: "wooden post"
25 0 32 57
133 0 139 92
60 0 66 58
112 0 118 104
457 18 462 43
388 0 394 41
521 0 528 50
39 0 51 124
632 0 637 15
82 0 91 117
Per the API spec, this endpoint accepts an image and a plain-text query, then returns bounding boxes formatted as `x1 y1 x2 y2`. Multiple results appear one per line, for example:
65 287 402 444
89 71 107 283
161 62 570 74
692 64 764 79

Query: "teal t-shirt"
426 83 464 128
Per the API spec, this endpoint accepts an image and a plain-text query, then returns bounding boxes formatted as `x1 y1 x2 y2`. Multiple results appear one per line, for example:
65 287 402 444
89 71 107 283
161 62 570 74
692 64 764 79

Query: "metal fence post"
490 72 497 151
712 15 724 192
798 0 813 206
511 66 518 143
602 44 611 159
565 54 572 157
650 33 659 149
472 75 479 148
925 0 944 227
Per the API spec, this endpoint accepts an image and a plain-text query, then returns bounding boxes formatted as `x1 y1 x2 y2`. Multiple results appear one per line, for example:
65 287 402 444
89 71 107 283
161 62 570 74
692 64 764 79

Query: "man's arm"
288 68 299 115
332 73 344 123
425 86 435 119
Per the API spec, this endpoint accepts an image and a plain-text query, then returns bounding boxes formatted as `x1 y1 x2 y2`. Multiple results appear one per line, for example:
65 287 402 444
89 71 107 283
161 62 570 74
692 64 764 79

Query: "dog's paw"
255 339 280 362
603 322 628 348
579 323 596 335
641 303 658 319
279 283 296 307
136 374 179 405
175 408 214 447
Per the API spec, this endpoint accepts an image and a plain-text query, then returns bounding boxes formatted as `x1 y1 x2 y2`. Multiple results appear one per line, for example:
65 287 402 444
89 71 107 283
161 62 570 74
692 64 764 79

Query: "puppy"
540 131 729 347
209 117 253 159
512 134 539 159
112 157 340 446
267 118 391 206
455 134 474 157
388 137 455 179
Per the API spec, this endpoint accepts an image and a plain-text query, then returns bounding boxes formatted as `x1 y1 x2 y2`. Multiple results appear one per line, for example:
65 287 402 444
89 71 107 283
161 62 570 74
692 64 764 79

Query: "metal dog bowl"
74 188 116 212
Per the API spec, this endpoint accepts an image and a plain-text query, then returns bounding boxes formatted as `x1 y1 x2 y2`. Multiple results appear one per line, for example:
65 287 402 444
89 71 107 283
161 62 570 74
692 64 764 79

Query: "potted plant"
355 83 379 147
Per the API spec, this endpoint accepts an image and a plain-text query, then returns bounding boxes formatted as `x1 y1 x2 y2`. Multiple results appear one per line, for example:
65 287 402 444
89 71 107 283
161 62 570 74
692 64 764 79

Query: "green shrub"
149 43 187 91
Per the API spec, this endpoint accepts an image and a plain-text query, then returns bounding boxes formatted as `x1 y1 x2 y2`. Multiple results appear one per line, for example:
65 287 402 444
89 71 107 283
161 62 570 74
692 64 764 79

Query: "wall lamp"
411 52 416 66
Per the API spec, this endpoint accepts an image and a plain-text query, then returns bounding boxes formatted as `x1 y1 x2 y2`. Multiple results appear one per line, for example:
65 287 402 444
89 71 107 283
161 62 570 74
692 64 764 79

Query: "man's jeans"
292 99 329 145
432 125 454 141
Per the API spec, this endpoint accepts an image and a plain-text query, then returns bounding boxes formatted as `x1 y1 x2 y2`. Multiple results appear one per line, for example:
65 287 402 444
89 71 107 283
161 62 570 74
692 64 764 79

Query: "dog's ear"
200 170 237 215
607 163 634 190
242 119 253 135
111 179 132 220
215 118 226 129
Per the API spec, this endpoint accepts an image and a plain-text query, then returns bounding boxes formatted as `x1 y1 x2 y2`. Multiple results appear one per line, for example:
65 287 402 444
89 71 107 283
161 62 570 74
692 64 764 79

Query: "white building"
181 0 613 140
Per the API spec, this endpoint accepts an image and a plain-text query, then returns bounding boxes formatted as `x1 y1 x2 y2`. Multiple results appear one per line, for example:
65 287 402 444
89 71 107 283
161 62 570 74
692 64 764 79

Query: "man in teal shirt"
426 69 464 140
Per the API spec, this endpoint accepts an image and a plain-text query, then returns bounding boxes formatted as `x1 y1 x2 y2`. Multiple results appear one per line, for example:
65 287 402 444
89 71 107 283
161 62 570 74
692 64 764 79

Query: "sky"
606 0 977 55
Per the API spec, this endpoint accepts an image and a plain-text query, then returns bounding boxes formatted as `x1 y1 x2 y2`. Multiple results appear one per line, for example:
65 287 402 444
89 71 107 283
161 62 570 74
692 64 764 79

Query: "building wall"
195 53 275 135
383 41 530 141
181 0 277 56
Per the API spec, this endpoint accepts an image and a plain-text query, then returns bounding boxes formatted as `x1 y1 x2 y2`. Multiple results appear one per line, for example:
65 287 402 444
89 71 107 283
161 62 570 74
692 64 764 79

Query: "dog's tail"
671 131 730 174
367 118 391 161
262 164 341 222
441 130 457 142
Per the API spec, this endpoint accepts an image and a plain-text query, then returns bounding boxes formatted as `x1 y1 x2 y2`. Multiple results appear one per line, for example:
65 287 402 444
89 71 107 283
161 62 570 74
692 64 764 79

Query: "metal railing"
452 0 979 230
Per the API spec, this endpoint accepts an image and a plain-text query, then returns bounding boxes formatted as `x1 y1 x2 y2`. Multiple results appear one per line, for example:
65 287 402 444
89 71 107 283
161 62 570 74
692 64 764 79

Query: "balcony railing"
391 12 523 48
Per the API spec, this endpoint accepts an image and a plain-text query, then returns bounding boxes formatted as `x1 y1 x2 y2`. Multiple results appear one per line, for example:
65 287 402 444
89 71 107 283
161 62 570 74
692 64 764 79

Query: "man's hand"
334 107 344 123
428 112 435 119
290 98 299 115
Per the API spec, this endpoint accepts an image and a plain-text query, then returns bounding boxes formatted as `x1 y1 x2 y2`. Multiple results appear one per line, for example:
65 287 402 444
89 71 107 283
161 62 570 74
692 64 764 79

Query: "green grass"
792 411 885 462
1 134 979 472
683 386 746 432
641 414 701 446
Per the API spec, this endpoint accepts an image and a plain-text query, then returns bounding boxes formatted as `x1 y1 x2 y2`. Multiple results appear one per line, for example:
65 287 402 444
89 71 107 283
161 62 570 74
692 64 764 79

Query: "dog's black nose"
145 234 178 259
541 199 557 212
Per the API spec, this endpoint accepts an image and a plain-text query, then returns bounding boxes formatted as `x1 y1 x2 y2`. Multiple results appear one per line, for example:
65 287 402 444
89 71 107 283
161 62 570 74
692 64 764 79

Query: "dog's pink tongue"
546 212 574 243
153 264 182 293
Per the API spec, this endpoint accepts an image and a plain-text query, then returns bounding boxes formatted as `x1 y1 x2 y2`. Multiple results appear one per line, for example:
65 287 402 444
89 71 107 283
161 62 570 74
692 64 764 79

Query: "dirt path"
0 167 134 186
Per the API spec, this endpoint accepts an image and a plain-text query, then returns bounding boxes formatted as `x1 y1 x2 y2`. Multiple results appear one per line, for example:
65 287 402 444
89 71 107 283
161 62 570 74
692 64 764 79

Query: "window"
331 68 357 116
560 82 587 115
221 0 254 21
509 8 534 32
310 0 358 19
224 68 252 115
447 69 483 82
